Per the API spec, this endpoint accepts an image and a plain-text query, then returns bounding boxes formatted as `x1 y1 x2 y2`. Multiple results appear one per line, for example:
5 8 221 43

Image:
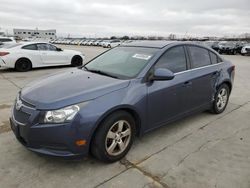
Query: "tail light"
0 52 9 56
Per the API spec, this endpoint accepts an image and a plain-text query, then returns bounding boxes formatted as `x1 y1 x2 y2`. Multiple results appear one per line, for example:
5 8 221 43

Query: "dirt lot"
0 45 250 188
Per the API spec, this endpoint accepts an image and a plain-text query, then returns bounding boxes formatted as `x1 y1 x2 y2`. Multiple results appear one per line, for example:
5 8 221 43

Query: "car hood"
21 69 130 110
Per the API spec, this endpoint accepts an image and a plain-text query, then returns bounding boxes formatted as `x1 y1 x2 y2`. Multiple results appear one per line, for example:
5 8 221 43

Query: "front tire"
211 84 230 114
71 55 83 67
91 111 136 163
15 58 32 72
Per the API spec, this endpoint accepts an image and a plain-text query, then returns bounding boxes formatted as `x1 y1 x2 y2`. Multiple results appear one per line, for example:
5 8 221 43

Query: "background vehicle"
103 39 121 48
0 37 16 45
82 40 89 45
93 40 103 46
211 41 220 52
218 42 236 55
241 44 250 55
10 41 234 162
234 42 246 54
0 42 84 71
203 41 217 48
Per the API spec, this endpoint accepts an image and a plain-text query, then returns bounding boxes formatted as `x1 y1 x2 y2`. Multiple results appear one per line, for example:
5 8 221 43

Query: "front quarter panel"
77 79 147 151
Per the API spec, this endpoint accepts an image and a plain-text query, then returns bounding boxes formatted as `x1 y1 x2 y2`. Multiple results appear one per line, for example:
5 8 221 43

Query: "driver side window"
155 46 187 73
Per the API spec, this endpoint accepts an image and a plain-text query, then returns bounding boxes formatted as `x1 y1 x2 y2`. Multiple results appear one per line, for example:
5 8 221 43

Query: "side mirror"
57 48 63 51
150 68 175 81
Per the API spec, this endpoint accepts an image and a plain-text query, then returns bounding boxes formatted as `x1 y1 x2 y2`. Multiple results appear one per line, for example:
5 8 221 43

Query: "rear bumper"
241 48 250 54
0 58 6 67
10 115 90 158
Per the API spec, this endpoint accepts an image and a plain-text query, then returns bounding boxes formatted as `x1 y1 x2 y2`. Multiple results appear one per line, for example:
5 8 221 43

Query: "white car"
241 44 250 56
0 42 85 71
0 37 16 47
103 40 121 48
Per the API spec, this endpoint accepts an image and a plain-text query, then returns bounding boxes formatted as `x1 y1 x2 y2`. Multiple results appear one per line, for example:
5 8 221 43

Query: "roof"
121 41 175 48
17 41 49 45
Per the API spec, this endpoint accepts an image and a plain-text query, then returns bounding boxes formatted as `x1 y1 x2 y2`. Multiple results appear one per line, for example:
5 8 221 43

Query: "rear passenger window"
209 52 218 64
155 46 187 73
189 46 211 68
22 44 37 50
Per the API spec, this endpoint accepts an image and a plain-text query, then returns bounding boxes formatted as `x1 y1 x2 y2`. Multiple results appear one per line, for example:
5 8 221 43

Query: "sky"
0 0 250 38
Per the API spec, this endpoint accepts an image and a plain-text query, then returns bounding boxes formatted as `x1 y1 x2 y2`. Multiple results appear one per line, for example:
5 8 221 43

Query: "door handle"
183 81 192 87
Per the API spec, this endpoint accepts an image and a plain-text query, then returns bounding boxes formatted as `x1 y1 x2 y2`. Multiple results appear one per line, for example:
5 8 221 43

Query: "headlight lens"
44 105 80 123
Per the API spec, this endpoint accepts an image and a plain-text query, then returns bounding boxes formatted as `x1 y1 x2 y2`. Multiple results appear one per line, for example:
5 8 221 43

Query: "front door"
37 43 67 65
147 45 191 130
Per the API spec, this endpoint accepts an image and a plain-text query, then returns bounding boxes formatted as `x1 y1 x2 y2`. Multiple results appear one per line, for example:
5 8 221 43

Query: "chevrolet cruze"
10 41 235 163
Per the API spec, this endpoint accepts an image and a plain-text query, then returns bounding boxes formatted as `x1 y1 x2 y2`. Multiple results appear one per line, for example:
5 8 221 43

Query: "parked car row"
203 41 250 56
50 38 133 48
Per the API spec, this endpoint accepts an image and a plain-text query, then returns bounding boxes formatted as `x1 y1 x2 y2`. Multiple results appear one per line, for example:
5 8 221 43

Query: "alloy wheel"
216 88 228 110
105 120 131 156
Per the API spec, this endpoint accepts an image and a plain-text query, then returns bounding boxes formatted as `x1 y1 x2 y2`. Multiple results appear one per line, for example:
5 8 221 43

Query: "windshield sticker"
132 54 152 60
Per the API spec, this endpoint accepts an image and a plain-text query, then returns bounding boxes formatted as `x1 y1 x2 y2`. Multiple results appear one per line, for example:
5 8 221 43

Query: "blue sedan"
10 41 235 162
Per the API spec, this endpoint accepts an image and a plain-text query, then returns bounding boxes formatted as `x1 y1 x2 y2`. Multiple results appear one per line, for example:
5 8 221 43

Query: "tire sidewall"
71 56 83 67
15 59 32 72
91 111 136 163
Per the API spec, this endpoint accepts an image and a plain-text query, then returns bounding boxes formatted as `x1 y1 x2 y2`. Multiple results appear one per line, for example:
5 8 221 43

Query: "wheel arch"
217 79 232 94
89 105 142 151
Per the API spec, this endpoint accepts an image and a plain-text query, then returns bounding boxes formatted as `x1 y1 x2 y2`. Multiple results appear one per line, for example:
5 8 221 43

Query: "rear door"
185 45 220 110
37 43 68 65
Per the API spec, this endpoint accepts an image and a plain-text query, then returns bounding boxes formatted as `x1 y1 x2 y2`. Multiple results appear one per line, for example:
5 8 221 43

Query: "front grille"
13 95 35 125
13 108 31 124
246 48 250 52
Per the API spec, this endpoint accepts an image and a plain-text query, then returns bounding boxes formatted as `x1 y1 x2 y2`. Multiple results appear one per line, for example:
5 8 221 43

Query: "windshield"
84 46 158 79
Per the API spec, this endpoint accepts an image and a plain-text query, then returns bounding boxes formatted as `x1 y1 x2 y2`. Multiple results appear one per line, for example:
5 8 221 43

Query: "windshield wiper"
85 68 118 79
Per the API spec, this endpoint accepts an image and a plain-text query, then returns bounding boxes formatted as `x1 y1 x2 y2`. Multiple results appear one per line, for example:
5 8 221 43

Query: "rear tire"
211 84 230 114
91 111 136 163
15 58 32 72
71 55 83 67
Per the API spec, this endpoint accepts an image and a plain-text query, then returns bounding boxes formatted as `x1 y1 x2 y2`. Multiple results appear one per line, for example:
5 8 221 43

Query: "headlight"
44 104 80 123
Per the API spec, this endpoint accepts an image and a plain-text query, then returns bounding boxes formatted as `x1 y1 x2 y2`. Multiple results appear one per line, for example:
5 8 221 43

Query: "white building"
13 28 56 39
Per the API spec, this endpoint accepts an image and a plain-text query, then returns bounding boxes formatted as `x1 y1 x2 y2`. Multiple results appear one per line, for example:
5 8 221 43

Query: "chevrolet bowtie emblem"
16 99 23 111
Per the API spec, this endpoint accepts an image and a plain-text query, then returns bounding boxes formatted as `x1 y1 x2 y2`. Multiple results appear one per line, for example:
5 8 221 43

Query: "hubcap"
216 88 228 110
105 120 131 156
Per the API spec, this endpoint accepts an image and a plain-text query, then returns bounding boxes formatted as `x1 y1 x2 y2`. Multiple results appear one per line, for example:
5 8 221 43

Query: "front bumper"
219 48 235 54
10 105 90 158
